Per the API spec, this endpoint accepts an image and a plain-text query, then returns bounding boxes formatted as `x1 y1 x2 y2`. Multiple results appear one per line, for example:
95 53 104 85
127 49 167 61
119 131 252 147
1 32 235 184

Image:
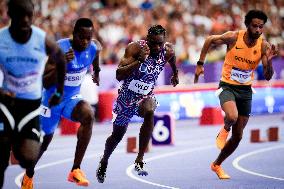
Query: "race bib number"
230 67 252 84
128 80 153 95
64 69 87 87
6 74 38 93
40 105 51 117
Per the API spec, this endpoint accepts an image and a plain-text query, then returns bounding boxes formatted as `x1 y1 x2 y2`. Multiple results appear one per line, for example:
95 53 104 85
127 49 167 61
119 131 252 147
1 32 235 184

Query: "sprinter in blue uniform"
0 0 66 188
23 18 101 188
96 25 179 183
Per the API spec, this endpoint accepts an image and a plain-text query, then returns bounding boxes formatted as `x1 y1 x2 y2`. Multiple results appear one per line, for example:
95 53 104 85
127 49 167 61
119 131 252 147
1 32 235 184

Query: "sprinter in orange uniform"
194 10 278 179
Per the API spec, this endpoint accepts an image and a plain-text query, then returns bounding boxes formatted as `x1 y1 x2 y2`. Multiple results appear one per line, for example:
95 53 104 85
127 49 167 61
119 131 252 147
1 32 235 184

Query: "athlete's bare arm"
165 42 179 87
116 42 149 81
45 35 66 106
0 64 15 97
42 59 56 89
199 31 237 62
92 39 102 86
261 40 278 80
194 31 238 83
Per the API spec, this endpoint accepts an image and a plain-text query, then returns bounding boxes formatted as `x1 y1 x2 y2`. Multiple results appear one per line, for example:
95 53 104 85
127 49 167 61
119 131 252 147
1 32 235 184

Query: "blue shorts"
112 90 155 126
40 94 82 135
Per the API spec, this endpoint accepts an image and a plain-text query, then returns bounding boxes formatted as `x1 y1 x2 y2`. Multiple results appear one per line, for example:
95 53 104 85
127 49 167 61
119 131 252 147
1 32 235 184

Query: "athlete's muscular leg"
221 101 238 131
71 101 94 170
101 125 127 164
13 138 40 169
0 137 11 188
214 115 249 165
25 134 54 177
135 98 155 163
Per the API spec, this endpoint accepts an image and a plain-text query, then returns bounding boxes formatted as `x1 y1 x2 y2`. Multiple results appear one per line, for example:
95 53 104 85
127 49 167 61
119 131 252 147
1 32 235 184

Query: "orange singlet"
221 30 262 85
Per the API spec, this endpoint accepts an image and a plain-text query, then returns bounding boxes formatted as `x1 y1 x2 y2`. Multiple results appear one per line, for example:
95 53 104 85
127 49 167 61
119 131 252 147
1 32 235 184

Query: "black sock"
71 165 80 171
26 169 34 178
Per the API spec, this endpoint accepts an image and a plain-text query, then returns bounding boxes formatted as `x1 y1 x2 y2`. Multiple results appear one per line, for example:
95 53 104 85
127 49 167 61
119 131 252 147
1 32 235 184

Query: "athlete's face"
147 34 165 56
73 27 93 51
9 5 33 33
247 18 265 40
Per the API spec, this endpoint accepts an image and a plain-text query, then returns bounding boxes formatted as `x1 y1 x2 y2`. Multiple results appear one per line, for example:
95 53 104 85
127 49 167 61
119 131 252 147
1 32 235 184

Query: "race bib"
40 105 51 118
64 69 87 87
6 74 38 93
230 67 252 84
128 80 153 95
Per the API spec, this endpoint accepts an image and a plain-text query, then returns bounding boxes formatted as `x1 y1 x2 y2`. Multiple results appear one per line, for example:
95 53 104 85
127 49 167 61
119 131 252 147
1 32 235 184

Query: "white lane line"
232 144 284 181
15 150 124 188
126 145 215 189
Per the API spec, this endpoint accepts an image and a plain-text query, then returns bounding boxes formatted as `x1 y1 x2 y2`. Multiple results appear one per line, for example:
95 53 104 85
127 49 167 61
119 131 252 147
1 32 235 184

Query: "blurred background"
1 2 284 189
0 0 284 122
1 0 283 65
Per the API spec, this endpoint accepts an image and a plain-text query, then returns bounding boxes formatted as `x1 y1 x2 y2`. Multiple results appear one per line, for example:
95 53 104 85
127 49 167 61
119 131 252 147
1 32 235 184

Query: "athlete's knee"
145 108 154 116
15 149 38 168
75 103 94 126
140 98 155 117
225 112 238 125
81 109 94 125
144 109 154 117
17 153 38 169
13 139 40 168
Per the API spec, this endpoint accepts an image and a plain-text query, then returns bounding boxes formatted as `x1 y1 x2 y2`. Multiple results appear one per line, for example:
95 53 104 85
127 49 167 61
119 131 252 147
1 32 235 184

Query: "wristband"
54 91 62 98
197 61 204 66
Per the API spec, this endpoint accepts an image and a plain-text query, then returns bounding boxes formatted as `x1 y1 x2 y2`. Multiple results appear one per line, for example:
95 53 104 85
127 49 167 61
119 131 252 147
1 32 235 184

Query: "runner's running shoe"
216 127 229 150
68 168 89 186
96 161 108 183
211 163 230 179
134 161 148 176
21 174 33 189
